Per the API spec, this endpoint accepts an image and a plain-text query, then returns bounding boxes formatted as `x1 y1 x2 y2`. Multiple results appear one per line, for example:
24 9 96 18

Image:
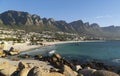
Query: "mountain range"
0 10 120 40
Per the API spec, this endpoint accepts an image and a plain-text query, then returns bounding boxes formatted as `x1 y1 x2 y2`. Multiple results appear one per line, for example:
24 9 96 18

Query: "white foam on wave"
48 50 55 54
112 58 120 63
20 45 56 55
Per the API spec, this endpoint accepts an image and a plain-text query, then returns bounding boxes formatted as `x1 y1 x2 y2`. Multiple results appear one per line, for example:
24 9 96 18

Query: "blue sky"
0 0 120 27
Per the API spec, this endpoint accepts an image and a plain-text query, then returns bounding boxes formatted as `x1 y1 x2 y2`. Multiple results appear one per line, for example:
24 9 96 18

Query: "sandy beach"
6 40 101 52
42 41 82 45
6 42 42 52
6 41 81 52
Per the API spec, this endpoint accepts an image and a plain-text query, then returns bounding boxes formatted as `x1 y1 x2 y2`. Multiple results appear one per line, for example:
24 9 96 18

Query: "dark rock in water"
81 61 115 72
50 53 64 69
71 59 79 65
38 53 76 73
52 53 62 59
49 53 75 70
92 70 119 76
34 54 42 60
78 67 96 76
19 54 31 59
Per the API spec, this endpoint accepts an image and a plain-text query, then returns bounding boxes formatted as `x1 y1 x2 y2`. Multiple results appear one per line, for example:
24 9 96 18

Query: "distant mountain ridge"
0 10 120 40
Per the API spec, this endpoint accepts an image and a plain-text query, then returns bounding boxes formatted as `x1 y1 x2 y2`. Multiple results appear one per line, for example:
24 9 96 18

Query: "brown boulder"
51 53 62 62
77 73 84 76
63 65 76 76
42 72 65 76
27 66 42 76
52 53 62 59
9 47 20 55
92 70 119 76
18 68 31 76
0 62 17 76
0 50 6 57
18 62 28 70
78 67 96 76
50 53 74 70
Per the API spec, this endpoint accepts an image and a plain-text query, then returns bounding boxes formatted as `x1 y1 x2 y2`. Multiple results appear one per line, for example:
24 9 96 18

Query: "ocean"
20 40 120 66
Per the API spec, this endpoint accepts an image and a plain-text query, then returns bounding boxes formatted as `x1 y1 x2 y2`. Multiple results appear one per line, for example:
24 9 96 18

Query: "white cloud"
95 15 113 19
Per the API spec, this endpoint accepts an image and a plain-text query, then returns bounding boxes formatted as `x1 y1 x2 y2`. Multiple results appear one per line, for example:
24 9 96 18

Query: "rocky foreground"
0 53 120 76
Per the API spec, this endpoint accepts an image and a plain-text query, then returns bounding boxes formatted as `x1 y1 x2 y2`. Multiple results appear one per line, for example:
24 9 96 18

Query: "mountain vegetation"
0 10 120 40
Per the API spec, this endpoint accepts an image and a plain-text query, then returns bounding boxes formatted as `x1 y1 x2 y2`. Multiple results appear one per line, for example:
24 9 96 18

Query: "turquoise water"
55 41 120 65
56 41 120 59
21 41 120 65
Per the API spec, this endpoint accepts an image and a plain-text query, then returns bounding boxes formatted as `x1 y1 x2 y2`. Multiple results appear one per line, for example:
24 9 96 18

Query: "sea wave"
20 45 56 56
112 58 120 63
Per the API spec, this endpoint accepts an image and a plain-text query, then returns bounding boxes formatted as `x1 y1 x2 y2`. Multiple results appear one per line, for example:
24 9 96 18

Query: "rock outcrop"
7 47 19 56
0 50 6 57
18 68 31 76
0 62 17 76
0 10 47 26
92 70 119 76
18 62 28 70
78 67 96 76
0 55 120 76
27 66 42 76
63 65 77 76
44 53 75 70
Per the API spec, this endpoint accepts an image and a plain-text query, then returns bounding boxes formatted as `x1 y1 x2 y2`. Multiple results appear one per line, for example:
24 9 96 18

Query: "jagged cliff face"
0 10 43 25
0 10 120 39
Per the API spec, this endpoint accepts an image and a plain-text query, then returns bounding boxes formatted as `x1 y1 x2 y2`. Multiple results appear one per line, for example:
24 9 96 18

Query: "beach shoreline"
6 40 104 53
41 40 104 46
7 42 42 52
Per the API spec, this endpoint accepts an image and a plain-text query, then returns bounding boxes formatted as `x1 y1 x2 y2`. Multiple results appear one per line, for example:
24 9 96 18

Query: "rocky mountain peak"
0 10 120 40
90 23 100 28
48 18 55 22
